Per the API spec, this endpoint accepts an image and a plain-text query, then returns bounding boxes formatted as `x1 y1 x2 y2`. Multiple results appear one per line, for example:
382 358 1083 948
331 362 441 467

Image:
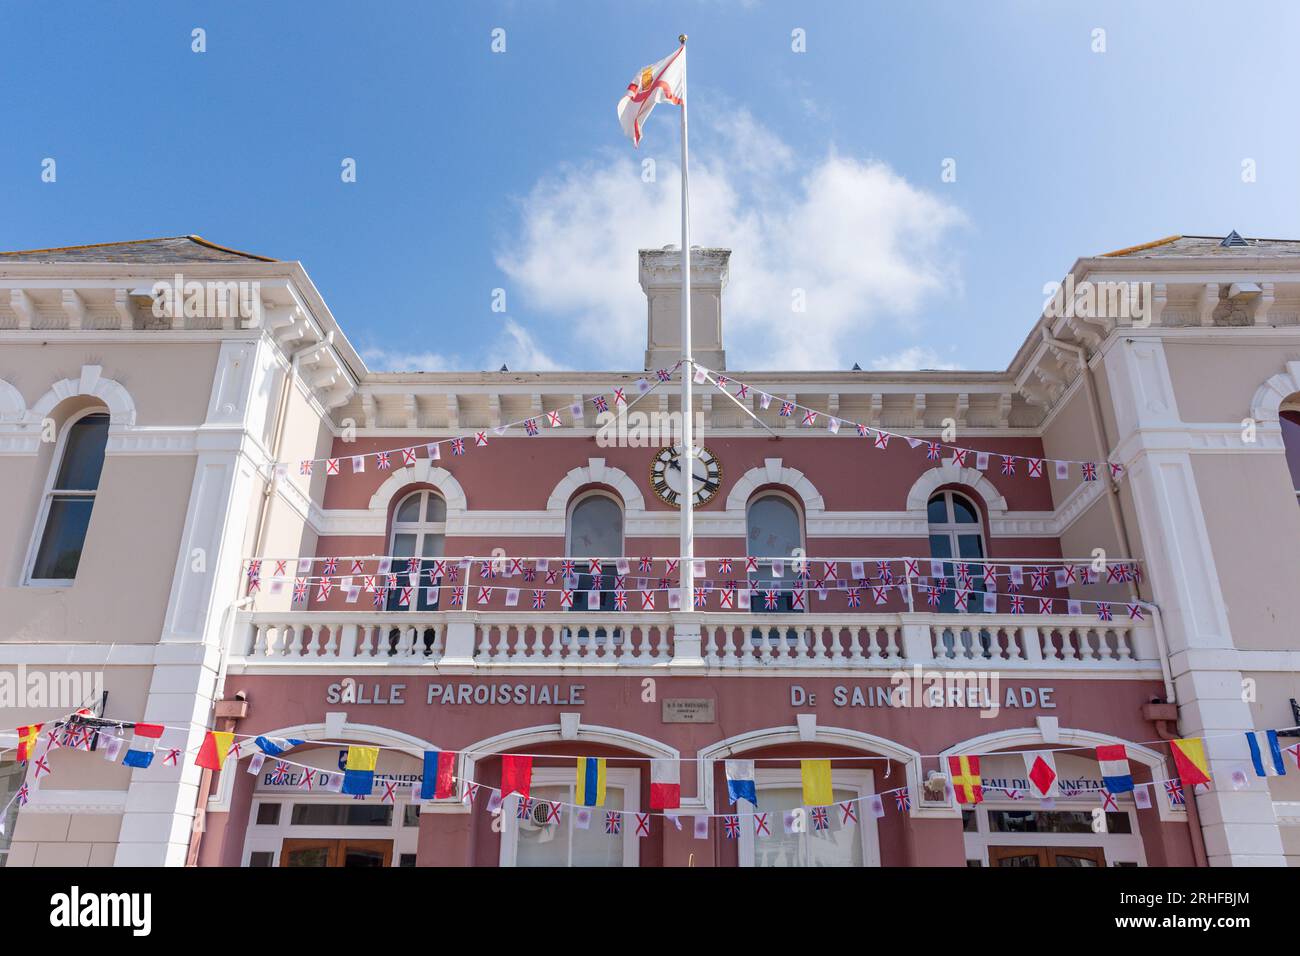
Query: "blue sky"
2 1 1297 372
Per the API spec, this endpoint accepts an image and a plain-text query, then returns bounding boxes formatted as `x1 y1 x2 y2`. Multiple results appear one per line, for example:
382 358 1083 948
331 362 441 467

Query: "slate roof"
1100 234 1300 258
0 235 277 263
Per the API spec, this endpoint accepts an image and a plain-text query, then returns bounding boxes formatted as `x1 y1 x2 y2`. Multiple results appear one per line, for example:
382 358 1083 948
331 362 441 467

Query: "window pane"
747 497 801 558
569 497 622 557
951 496 979 524
1282 411 1300 493
515 785 625 867
54 414 109 491
752 786 862 867
928 534 953 559
255 803 281 825
420 535 445 558
392 533 417 558
927 495 948 523
957 535 984 559
424 495 446 523
290 803 393 827
32 496 95 579
395 495 421 523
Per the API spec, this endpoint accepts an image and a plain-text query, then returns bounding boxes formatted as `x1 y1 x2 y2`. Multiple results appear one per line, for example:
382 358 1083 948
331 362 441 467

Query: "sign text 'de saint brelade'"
326 679 586 707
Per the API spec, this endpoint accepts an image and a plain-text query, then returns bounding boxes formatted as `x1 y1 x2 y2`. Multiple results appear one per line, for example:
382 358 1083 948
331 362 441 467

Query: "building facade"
1 233 1298 867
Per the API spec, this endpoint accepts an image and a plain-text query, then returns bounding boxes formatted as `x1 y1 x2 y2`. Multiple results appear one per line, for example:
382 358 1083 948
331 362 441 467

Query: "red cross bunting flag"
1023 751 1059 799
617 44 686 147
947 755 984 805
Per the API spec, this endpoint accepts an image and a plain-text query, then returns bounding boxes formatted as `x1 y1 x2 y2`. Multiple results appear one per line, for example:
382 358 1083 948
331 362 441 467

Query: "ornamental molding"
1250 359 1300 422
724 457 826 514
905 461 1008 514
546 458 646 515
27 364 136 427
367 460 468 514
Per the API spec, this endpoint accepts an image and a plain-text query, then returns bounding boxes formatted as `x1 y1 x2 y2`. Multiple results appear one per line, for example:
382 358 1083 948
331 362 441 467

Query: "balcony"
228 609 1161 675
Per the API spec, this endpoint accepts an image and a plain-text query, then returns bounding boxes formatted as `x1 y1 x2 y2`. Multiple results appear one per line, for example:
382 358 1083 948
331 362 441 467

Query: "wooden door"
280 838 392 867
988 845 1105 867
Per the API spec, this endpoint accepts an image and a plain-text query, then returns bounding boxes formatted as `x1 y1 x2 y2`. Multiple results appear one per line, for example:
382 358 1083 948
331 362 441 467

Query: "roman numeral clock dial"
649 445 722 508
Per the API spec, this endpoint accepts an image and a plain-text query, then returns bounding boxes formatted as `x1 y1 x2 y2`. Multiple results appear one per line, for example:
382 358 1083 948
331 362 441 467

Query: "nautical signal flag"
16 724 42 762
122 723 166 769
725 759 758 806
1096 744 1135 793
254 735 304 757
1169 737 1212 787
422 750 457 800
1246 731 1286 777
1023 751 1059 799
947 755 984 804
342 746 380 795
801 759 833 807
649 758 680 810
195 730 234 771
576 757 608 807
501 754 533 801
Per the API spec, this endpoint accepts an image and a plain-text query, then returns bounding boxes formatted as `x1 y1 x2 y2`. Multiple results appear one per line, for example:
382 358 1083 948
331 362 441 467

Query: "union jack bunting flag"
1082 461 1098 481
293 578 308 602
693 587 707 608
779 401 794 417
764 590 779 609
873 432 890 449
592 395 608 413
1031 567 1050 590
1026 458 1043 477
1097 602 1113 621
270 761 291 784
532 590 545 609
561 560 576 576
639 556 653 573
299 460 312 475
722 816 741 839
614 589 628 610
925 588 942 608
925 441 942 461
323 557 338 575
717 558 733 575
547 410 562 427
856 422 869 437
451 438 465 455
846 588 861 608
515 797 533 819
372 588 386 609
605 811 622 834
1127 603 1144 621
894 790 911 812
523 418 539 436
1164 779 1185 805
1001 455 1016 476
16 783 29 806
375 451 390 469
451 587 465 605
811 806 830 830
656 368 671 382
1010 595 1025 614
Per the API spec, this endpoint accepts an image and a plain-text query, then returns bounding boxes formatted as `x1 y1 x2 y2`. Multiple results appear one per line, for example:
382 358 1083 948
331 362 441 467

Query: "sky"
2 1 1298 374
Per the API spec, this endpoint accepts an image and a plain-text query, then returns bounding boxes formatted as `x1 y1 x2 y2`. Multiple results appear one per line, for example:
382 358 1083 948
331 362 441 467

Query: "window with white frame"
566 493 623 613
0 761 22 864
926 490 987 614
28 411 109 582
737 768 878 867
746 493 804 614
386 489 445 611
499 767 639 867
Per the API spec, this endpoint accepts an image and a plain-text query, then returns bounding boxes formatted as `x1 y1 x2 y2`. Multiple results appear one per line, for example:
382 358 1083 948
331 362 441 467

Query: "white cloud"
361 320 559 372
868 347 962 371
496 111 966 370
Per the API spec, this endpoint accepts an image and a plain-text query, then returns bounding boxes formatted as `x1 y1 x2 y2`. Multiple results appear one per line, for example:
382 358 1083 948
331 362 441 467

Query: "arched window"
28 411 109 583
1280 410 1300 504
386 489 446 611
926 490 987 614
566 493 623 612
747 493 803 614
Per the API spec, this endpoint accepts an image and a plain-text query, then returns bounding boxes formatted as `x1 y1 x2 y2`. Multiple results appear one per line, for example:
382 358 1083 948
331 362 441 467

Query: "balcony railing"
229 610 1159 673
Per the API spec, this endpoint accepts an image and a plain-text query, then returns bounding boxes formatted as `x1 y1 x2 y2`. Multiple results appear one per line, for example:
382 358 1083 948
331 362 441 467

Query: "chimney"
639 246 729 371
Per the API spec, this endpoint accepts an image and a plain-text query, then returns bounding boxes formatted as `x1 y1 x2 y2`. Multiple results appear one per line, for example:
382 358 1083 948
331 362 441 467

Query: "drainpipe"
1142 700 1209 867
185 696 249 867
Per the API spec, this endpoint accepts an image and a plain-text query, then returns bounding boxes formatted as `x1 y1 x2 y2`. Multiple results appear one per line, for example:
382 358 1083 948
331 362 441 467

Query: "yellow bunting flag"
801 759 833 806
1169 737 1212 786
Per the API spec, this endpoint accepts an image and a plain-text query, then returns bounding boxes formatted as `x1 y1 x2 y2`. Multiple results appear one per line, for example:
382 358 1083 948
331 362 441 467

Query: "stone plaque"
662 698 716 723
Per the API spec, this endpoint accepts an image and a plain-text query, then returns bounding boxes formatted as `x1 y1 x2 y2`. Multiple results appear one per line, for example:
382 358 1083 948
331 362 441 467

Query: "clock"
649 444 722 508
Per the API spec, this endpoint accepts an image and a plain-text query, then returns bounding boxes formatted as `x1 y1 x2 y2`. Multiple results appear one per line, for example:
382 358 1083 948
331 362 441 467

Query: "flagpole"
677 33 694 615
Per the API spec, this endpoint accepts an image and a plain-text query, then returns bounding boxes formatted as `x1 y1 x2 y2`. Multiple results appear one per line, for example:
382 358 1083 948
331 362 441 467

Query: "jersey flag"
617 46 685 147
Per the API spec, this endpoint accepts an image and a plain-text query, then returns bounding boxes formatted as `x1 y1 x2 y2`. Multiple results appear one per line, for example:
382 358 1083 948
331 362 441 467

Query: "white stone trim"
18 788 127 814
545 458 645 514
366 460 468 514
0 377 24 422
27 364 136 427
905 460 1008 515
941 726 1179 822
694 725 923 816
724 457 826 514
1250 359 1300 422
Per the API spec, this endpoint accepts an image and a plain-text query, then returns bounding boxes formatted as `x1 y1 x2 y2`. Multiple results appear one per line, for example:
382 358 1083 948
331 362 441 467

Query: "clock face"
649 444 722 508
